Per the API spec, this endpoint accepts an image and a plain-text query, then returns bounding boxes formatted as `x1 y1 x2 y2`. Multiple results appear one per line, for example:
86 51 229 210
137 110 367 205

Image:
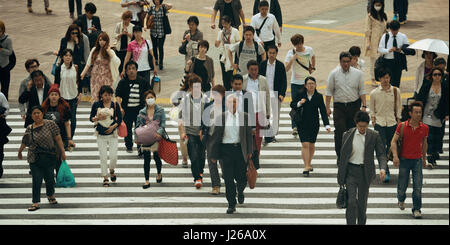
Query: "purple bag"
136 119 160 145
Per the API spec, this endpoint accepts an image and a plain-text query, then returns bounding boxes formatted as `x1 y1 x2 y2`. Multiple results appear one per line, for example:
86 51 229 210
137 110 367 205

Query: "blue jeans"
290 84 304 128
397 158 423 212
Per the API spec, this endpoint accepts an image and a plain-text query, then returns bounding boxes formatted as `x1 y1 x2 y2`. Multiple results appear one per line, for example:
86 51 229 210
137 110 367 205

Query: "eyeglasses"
432 73 442 77
71 32 79 35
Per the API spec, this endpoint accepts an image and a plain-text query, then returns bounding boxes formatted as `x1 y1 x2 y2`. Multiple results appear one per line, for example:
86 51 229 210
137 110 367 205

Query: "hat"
48 84 60 96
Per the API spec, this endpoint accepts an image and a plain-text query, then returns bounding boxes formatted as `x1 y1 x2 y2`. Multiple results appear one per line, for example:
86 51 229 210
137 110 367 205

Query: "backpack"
235 41 262 68
0 35 16 71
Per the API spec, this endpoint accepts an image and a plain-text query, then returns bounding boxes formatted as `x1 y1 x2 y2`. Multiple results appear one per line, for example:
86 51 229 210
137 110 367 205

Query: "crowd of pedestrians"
0 0 448 223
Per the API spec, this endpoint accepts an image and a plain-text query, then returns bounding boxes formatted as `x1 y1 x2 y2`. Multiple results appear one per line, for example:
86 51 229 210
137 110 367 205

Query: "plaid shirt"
22 120 60 164
148 6 165 38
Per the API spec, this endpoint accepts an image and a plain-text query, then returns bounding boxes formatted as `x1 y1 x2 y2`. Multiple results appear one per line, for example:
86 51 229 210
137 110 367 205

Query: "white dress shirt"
251 13 282 44
266 60 276 91
222 111 240 144
349 130 366 165
377 31 410 60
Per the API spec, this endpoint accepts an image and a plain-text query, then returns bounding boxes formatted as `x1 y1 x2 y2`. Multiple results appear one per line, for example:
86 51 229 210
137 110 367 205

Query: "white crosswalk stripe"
0 104 448 225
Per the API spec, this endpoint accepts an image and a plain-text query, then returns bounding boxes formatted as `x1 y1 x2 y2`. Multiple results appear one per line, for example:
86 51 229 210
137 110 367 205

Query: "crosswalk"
0 103 448 225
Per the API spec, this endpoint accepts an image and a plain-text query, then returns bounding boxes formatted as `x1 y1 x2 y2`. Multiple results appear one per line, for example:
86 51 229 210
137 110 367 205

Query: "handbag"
136 116 160 145
56 160 76 188
113 102 127 138
162 6 172 35
388 122 405 161
247 158 258 189
157 128 178 165
336 185 348 209
51 56 59 76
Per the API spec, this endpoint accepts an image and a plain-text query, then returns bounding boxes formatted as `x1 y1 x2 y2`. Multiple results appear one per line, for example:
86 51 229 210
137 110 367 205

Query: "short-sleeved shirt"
284 46 315 85
230 41 265 75
22 120 60 164
127 40 152 72
396 120 429 159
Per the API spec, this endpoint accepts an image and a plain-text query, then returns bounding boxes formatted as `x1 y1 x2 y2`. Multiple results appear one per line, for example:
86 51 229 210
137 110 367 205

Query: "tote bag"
56 160 76 188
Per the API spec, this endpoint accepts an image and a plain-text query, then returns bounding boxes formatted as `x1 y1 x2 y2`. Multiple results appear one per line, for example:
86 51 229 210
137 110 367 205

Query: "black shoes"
226 207 236 214
238 193 245 204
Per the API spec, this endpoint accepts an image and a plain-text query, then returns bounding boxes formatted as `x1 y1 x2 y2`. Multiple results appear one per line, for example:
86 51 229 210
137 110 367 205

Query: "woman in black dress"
290 77 331 177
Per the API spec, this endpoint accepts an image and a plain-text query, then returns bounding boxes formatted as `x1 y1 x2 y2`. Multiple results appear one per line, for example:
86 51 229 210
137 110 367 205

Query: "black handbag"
336 185 348 209
162 6 172 35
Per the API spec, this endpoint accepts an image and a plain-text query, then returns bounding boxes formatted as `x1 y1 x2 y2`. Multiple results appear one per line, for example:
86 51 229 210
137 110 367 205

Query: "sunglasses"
432 73 442 77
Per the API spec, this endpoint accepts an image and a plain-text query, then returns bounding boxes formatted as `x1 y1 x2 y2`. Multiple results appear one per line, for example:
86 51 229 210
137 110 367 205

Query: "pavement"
1 0 449 104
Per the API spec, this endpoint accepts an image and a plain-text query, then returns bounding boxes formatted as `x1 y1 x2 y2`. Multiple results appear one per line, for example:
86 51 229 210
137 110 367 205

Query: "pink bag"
114 103 127 138
136 119 160 145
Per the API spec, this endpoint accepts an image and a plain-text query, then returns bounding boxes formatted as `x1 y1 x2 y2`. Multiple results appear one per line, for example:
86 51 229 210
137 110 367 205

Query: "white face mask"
374 6 382 11
147 98 155 106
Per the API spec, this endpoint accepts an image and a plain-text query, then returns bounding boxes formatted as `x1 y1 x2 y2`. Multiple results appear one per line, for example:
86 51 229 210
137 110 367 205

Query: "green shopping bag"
56 160 76 188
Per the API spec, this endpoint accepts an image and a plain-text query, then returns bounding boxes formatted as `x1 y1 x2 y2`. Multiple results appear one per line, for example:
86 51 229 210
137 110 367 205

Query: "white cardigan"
85 47 121 90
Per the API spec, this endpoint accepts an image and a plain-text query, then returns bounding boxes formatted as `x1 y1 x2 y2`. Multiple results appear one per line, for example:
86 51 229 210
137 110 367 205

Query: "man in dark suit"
18 70 50 128
253 0 282 33
259 45 286 144
209 94 253 214
76 2 101 49
337 111 387 225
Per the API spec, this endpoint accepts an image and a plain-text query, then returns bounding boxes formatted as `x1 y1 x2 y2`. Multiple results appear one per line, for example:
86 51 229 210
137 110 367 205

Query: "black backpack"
0 35 16 71
235 41 262 68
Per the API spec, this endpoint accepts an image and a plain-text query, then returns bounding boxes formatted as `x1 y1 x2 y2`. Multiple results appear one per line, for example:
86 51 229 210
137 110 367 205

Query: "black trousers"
68 0 82 16
150 35 166 65
384 59 403 88
123 107 140 149
333 99 361 159
221 144 248 208
187 134 205 181
0 66 11 100
143 150 162 180
346 163 370 225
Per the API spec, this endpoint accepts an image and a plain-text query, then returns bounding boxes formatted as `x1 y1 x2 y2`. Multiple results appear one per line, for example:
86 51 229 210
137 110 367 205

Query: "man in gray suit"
210 94 253 214
337 111 387 225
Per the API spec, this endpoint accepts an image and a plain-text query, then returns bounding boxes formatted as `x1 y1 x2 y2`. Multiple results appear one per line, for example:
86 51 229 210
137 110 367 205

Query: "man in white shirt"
337 111 387 225
209 94 253 214
251 0 281 52
377 20 410 88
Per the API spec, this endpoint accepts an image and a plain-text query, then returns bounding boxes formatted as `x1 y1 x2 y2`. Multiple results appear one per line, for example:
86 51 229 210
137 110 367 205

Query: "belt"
223 143 241 147
334 99 361 107
348 162 364 167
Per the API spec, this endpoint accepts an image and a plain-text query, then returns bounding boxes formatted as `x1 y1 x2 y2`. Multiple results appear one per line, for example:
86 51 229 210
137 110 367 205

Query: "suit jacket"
337 128 388 186
415 79 449 120
253 0 283 27
259 59 287 97
290 90 329 130
209 111 253 163
77 14 102 48
242 74 271 117
19 83 50 127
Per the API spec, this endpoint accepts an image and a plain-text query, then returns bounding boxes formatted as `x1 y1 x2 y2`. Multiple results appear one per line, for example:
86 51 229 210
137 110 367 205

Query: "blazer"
19 83 51 127
290 90 329 130
208 111 253 163
242 74 271 116
253 0 283 27
337 128 388 186
259 59 287 97
415 79 449 120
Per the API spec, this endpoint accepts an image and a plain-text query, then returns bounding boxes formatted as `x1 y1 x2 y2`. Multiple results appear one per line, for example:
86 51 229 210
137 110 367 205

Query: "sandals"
28 205 40 212
103 179 110 187
47 197 58 205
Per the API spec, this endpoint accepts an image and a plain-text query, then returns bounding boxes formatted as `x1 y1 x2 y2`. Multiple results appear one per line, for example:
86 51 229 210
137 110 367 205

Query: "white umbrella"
408 39 449 55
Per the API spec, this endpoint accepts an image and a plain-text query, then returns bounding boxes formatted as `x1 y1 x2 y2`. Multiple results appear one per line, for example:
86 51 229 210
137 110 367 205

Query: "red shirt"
396 120 429 159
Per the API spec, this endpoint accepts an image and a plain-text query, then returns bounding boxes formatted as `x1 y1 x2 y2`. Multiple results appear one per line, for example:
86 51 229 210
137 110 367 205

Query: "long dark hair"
369 0 387 22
